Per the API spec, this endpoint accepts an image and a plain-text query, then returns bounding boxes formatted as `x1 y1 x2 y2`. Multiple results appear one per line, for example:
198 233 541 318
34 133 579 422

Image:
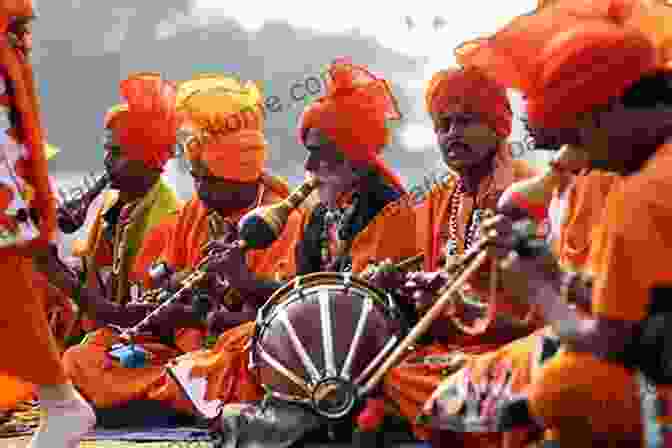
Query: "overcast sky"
30 0 549 198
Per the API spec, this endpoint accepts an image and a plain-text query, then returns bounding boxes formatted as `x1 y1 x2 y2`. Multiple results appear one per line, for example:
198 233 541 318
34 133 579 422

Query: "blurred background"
30 0 551 247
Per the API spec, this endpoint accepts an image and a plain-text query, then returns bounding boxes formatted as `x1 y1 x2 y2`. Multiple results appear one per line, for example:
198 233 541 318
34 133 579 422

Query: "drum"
249 272 406 419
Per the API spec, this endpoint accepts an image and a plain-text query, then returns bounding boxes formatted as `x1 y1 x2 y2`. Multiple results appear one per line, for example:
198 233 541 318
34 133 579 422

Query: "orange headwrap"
104 73 180 170
176 74 267 182
454 1 662 129
425 67 513 138
298 58 405 193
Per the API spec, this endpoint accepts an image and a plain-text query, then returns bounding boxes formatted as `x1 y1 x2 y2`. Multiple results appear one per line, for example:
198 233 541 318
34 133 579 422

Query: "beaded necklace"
199 183 265 309
319 190 358 271
110 192 154 304
443 177 495 257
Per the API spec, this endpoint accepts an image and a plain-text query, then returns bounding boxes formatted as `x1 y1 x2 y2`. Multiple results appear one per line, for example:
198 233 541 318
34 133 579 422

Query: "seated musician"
56 74 302 412
382 66 541 440
147 59 418 422
455 6 672 446
419 145 619 447
65 73 184 339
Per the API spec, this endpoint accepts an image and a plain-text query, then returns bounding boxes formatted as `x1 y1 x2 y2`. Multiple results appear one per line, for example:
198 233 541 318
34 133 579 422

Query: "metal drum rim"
248 271 406 415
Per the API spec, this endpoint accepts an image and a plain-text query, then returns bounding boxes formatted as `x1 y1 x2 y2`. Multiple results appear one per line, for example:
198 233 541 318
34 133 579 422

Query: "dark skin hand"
480 214 589 343
32 245 204 334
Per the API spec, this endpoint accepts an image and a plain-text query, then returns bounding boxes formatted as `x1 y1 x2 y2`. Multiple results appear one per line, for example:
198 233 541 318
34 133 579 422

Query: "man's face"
102 127 156 191
574 102 666 175
303 128 362 189
189 158 257 210
433 104 500 172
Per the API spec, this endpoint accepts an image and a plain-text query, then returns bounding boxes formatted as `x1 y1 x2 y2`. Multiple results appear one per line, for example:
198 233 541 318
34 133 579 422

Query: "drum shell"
252 275 402 400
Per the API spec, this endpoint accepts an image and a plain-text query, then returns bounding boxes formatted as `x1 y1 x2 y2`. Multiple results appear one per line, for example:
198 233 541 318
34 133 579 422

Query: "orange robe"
70 181 182 334
528 144 672 446
385 159 540 440
0 13 69 407
554 170 622 272
418 170 621 446
150 188 418 414
35 271 77 352
62 175 301 410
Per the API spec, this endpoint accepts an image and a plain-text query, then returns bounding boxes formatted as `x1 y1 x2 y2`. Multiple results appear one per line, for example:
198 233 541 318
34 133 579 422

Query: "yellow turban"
176 73 267 182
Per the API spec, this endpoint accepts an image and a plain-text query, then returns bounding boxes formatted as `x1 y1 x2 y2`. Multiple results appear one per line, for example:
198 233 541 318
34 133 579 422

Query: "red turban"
104 73 180 171
454 1 661 129
298 59 405 193
425 67 512 138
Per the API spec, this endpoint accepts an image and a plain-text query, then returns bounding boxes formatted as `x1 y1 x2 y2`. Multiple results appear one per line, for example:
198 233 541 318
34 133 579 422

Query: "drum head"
250 272 404 418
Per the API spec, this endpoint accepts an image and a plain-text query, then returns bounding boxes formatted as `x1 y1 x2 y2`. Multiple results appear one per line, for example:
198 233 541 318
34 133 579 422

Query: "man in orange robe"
0 2 95 446
383 67 541 441
148 61 418 433
71 72 183 305
457 2 672 444
419 148 622 447
53 74 185 349
60 74 303 412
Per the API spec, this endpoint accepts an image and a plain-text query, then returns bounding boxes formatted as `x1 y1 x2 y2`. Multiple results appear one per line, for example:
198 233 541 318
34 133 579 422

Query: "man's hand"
480 214 563 307
32 244 81 294
550 144 590 173
480 214 518 260
201 240 254 289
401 271 450 311
362 258 407 292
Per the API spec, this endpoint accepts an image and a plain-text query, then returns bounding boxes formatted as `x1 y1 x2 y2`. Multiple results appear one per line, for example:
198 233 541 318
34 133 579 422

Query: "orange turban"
425 67 512 138
176 74 267 182
104 73 180 170
298 59 405 193
455 1 662 129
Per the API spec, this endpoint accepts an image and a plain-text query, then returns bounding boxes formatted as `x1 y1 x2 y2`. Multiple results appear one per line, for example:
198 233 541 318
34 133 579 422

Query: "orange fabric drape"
556 170 621 271
527 148 672 444
454 3 660 130
131 212 180 289
0 2 67 396
0 39 56 256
